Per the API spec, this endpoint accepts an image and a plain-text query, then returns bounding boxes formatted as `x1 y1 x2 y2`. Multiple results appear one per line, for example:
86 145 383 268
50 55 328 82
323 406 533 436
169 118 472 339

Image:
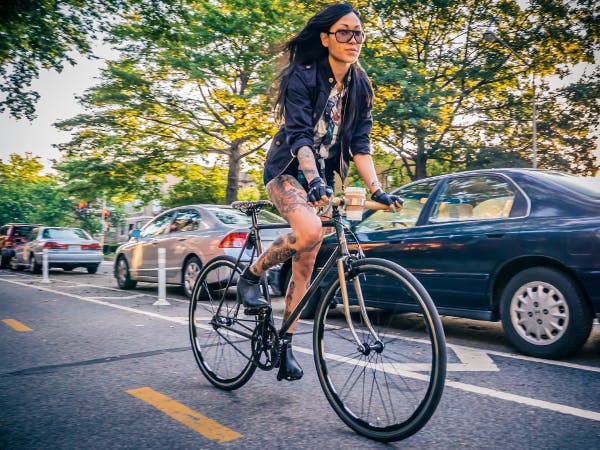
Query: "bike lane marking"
127 387 242 443
2 277 599 422
2 318 33 332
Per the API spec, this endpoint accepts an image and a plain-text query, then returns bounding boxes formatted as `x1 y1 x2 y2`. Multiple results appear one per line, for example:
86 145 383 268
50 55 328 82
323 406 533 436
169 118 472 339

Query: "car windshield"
536 172 600 200
42 228 91 240
13 226 35 237
356 180 438 232
208 207 286 225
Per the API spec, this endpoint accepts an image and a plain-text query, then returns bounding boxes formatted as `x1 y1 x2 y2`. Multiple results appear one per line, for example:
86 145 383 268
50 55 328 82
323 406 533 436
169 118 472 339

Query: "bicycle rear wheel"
189 255 257 390
313 258 446 441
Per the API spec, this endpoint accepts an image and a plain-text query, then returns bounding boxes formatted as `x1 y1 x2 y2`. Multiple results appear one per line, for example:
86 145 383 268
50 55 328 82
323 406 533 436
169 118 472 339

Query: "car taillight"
219 232 248 248
81 243 102 250
43 242 69 249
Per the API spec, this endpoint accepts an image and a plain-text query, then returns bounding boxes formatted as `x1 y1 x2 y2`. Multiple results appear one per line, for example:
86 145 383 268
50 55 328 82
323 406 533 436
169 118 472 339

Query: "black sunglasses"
326 29 366 44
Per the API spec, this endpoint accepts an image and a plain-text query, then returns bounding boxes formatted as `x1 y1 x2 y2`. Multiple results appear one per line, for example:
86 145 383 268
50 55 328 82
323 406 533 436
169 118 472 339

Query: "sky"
0 41 118 170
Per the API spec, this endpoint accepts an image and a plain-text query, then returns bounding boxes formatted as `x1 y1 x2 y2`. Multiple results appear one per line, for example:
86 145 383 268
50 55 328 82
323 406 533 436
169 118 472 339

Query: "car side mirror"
130 229 141 239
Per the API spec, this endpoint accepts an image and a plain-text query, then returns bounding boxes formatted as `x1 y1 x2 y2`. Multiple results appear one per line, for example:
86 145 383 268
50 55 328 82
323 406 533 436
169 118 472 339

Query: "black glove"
307 177 334 204
371 188 404 207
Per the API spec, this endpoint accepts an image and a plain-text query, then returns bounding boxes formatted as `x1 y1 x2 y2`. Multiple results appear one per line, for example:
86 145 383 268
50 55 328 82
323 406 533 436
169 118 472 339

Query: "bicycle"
188 197 446 442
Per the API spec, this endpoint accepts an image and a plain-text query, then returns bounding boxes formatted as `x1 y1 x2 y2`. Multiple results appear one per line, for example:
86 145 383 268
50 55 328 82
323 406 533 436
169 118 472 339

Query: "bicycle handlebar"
331 196 396 211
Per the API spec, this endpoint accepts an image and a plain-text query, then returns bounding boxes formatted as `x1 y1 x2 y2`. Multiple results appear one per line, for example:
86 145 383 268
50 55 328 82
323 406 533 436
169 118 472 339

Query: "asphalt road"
1 262 599 449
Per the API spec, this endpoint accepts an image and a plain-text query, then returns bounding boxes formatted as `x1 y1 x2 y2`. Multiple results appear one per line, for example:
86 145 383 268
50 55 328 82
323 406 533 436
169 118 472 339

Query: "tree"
0 0 134 120
0 153 73 226
56 0 307 203
360 0 599 179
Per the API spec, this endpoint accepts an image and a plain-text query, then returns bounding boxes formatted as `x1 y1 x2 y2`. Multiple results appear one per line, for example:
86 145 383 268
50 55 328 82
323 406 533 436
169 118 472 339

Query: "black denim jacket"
263 58 373 186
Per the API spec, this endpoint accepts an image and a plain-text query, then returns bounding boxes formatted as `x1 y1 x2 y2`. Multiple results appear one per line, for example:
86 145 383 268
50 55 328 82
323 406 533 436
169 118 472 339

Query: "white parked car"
11 227 103 274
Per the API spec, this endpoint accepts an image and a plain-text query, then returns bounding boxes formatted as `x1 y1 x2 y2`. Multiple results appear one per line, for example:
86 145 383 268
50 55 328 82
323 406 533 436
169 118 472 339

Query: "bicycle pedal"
243 305 271 316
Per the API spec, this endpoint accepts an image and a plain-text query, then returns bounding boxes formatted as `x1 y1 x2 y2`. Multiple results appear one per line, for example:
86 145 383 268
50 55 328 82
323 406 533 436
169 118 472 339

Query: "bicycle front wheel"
189 256 257 390
313 258 446 441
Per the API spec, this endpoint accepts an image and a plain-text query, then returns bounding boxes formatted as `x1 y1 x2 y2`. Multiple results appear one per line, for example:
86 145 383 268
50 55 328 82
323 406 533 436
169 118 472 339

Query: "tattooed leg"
246 175 323 332
249 174 322 277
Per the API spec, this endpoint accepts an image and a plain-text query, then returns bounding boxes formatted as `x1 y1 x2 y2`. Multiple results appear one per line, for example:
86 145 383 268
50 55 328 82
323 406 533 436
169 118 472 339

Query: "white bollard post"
41 249 51 284
153 248 170 306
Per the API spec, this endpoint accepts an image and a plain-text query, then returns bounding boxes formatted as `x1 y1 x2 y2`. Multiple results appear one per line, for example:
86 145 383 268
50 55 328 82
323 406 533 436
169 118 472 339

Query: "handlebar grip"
364 200 393 211
331 197 395 211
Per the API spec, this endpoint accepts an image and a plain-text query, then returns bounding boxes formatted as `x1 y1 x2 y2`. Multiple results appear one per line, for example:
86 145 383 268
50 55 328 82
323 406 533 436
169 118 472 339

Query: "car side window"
28 229 39 241
170 209 207 232
430 175 516 223
355 180 437 232
140 213 173 238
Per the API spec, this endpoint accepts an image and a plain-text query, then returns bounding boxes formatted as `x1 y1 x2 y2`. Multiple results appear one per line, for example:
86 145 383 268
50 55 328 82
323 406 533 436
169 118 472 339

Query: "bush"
103 244 120 254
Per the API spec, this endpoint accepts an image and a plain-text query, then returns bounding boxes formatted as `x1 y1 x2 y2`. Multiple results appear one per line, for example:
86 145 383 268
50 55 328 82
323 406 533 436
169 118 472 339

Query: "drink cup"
345 187 366 221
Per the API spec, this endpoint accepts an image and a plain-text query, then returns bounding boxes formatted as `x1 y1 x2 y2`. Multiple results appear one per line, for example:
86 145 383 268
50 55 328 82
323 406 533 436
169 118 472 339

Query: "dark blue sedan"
283 169 600 359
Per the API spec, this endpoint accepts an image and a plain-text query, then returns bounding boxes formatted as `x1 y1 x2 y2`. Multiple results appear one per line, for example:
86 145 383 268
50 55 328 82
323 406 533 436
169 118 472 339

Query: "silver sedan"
11 227 103 274
114 204 290 297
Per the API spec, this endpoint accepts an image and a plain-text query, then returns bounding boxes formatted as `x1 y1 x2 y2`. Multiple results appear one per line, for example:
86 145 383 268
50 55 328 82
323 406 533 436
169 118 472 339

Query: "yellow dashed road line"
127 387 242 443
2 318 33 332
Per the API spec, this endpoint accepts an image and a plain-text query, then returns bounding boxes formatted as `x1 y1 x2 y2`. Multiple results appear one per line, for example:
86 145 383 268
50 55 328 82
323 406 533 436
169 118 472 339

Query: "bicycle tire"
313 258 446 441
189 255 257 390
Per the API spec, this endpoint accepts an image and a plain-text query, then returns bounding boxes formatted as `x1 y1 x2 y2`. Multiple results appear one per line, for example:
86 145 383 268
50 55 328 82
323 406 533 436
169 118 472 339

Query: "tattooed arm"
353 153 381 194
297 146 320 183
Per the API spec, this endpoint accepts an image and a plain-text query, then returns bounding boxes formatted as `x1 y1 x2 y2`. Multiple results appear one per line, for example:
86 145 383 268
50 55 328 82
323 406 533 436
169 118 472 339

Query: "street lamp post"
484 30 538 169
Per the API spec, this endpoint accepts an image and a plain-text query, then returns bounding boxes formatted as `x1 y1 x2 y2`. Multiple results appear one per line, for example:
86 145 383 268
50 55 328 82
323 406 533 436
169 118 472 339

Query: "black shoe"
276 340 303 381
237 270 269 315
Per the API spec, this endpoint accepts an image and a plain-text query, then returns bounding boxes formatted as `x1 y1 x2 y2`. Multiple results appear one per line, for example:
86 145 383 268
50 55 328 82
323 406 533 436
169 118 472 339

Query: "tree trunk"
225 143 241 204
415 130 428 180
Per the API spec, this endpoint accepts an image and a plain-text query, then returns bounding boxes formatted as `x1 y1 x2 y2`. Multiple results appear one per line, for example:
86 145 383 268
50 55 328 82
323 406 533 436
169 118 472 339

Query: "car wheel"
183 256 202 298
29 255 42 274
116 256 137 289
500 267 592 359
63 266 74 271
87 265 99 274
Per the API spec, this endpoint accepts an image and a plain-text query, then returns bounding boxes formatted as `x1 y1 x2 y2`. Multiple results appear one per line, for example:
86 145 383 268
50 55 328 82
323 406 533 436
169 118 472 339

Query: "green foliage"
361 0 599 179
56 0 307 203
164 164 229 207
0 153 73 226
53 0 599 207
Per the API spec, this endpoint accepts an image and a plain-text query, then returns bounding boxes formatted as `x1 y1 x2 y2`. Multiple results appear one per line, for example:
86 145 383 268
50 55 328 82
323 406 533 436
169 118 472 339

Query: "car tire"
63 266 74 272
183 256 202 298
29 255 41 274
116 256 137 289
500 267 592 359
87 265 99 274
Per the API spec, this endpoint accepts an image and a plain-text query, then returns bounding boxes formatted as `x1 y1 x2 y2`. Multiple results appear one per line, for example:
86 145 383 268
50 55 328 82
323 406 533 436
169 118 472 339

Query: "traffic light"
102 209 111 219
77 201 88 218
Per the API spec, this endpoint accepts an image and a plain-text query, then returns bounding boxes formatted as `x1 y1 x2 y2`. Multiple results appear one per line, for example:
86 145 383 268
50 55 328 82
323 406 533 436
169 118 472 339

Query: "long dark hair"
274 2 374 137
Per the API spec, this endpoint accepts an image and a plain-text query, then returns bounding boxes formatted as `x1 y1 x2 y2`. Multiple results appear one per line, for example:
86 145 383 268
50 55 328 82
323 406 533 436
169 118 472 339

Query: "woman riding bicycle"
237 2 403 382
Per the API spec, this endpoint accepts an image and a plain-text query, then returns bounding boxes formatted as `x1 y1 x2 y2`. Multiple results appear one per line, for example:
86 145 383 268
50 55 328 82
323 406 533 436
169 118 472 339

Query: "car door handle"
486 233 505 239
177 238 187 241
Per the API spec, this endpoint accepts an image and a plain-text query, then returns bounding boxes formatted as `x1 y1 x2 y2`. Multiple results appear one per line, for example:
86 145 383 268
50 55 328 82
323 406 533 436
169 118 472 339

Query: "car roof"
397 168 574 187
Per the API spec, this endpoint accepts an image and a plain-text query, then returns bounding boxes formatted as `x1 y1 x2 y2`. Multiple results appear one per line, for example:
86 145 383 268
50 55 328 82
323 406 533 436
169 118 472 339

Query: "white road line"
89 295 147 300
0 278 187 325
484 349 600 374
2 277 600 422
0 275 189 303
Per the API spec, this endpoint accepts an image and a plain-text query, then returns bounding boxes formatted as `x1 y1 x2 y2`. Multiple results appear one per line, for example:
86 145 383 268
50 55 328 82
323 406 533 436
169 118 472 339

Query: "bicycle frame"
234 200 383 352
